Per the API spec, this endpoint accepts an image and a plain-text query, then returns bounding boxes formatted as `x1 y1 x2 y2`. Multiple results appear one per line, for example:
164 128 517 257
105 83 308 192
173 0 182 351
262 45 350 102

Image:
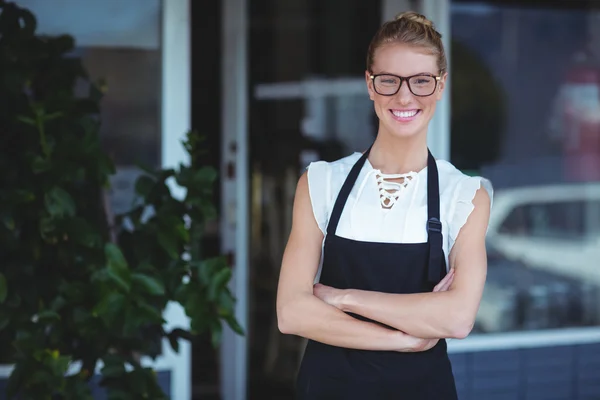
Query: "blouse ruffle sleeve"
447 176 494 252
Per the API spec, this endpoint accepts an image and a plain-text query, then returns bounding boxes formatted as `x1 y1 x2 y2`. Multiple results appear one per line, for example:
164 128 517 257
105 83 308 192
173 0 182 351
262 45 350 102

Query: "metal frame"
220 0 249 399
421 0 451 160
220 1 600 398
160 0 192 398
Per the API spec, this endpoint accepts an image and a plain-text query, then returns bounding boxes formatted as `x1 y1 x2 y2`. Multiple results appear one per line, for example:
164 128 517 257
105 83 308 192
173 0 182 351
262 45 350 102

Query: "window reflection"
452 2 600 333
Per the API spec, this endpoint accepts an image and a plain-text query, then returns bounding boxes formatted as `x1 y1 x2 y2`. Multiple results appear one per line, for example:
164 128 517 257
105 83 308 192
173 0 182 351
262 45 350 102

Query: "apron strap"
426 150 445 285
327 146 372 236
326 145 445 285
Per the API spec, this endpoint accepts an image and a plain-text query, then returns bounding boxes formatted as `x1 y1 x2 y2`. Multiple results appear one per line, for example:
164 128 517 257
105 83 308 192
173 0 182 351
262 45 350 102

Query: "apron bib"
296 147 458 400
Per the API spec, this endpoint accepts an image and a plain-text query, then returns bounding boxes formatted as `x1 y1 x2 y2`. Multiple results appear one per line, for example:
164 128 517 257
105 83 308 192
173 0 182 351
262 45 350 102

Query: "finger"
433 269 454 292
438 276 454 292
439 270 455 291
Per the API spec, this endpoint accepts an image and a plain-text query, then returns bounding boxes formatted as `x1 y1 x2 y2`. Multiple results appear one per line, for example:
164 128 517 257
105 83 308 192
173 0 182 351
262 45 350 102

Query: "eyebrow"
374 71 435 76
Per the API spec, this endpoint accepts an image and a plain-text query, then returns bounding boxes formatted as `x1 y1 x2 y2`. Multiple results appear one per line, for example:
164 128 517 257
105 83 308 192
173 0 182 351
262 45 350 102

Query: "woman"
276 11 492 400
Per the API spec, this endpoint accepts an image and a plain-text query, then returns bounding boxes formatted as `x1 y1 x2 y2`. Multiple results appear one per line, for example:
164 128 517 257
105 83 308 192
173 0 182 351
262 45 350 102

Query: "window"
451 1 600 333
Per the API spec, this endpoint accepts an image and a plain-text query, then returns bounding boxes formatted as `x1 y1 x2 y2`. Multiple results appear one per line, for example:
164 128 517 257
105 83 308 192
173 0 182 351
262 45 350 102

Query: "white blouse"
307 152 494 271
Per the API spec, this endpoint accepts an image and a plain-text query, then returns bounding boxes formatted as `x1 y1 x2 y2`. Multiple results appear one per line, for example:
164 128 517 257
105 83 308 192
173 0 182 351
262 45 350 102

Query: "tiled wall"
450 343 600 400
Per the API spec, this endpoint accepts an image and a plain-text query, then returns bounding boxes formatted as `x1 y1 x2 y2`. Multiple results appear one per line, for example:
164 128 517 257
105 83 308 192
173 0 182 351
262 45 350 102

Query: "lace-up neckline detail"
375 170 418 209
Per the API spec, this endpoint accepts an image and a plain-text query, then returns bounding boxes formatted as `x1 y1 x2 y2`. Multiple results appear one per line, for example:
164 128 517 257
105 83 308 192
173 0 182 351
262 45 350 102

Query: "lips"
389 109 420 122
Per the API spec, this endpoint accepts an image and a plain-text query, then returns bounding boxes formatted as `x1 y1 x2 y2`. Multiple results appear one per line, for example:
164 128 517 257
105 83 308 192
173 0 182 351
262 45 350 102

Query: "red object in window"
561 64 600 182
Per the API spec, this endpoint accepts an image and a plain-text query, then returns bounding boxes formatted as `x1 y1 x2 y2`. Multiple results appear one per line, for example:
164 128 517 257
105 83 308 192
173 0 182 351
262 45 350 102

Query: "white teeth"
392 110 418 118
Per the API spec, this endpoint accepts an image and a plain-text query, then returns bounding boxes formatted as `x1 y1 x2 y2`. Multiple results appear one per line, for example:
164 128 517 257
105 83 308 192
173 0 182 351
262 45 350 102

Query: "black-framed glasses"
370 73 441 97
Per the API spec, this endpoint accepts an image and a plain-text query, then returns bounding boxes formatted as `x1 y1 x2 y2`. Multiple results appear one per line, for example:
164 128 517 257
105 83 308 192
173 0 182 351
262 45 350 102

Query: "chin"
389 128 421 139
385 119 424 139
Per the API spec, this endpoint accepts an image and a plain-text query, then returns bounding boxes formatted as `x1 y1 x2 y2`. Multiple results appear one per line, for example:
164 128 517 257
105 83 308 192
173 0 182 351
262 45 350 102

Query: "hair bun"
394 11 434 28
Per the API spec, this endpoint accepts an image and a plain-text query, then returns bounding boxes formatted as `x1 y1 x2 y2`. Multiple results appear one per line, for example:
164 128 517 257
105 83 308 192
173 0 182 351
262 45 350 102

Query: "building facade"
12 0 600 399
219 0 600 399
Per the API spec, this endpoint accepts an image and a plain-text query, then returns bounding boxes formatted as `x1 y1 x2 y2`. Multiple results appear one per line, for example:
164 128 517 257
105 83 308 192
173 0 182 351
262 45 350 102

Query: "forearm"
278 293 425 352
340 290 473 339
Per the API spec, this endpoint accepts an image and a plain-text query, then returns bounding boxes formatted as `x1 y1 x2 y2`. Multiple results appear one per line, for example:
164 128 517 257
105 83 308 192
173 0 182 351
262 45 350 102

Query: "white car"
487 182 600 285
475 182 600 333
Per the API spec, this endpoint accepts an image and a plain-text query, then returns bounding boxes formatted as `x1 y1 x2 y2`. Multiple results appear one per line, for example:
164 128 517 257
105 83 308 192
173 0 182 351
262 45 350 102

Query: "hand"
313 283 344 309
395 331 439 353
410 336 439 352
433 268 455 292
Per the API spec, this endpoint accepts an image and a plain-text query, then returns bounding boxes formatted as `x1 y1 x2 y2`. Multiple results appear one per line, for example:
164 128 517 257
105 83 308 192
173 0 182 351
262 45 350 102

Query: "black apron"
296 147 458 400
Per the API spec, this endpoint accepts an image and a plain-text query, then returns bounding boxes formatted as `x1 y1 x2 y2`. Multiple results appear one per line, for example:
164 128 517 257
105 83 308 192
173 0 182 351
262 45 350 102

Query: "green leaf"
132 273 165 296
0 273 6 303
91 269 110 283
122 302 162 335
171 328 194 341
157 231 179 260
196 257 224 285
32 155 51 173
225 314 245 335
208 267 232 301
137 302 164 324
134 175 155 198
105 243 127 269
93 292 126 325
107 389 132 400
173 282 190 304
107 268 130 293
12 189 35 203
167 332 180 353
50 296 67 312
1 213 15 230
36 310 60 322
39 216 57 241
17 115 36 126
67 217 101 248
49 354 72 377
217 288 235 315
44 111 63 121
0 312 9 330
105 243 131 292
102 362 126 378
102 354 128 384
210 320 223 348
196 166 217 185
45 186 76 217
136 161 159 178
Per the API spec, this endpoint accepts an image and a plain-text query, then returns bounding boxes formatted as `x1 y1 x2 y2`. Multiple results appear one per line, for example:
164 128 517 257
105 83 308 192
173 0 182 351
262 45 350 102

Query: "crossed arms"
276 172 491 352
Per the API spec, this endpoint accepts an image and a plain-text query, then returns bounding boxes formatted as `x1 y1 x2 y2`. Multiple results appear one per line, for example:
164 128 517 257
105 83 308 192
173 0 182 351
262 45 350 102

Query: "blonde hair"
366 11 447 74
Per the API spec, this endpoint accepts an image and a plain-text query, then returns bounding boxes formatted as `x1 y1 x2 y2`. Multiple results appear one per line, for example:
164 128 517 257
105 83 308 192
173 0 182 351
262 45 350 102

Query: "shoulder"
307 152 362 176
436 160 493 242
306 152 363 198
305 152 362 234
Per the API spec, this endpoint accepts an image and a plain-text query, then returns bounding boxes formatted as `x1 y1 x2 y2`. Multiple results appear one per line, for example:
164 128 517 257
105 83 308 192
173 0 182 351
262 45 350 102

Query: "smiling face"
366 43 447 140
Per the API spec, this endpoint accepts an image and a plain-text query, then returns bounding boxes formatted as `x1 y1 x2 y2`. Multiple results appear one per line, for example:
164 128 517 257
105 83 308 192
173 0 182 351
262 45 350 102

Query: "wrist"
390 330 417 352
391 331 429 352
337 289 355 312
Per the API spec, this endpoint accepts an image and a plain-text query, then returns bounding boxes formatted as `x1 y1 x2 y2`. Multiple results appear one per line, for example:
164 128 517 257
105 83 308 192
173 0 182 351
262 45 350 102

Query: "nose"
396 80 414 104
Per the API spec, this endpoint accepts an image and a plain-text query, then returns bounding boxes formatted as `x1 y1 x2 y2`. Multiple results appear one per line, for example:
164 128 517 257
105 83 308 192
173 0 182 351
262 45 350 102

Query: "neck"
368 128 429 175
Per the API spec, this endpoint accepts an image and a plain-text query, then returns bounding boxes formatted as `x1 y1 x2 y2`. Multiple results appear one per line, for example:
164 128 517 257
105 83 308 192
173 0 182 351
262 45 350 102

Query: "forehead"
372 43 438 75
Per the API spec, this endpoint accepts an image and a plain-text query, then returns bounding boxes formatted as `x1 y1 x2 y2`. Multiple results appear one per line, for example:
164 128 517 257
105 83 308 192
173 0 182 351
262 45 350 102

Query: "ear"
435 71 449 101
365 70 376 101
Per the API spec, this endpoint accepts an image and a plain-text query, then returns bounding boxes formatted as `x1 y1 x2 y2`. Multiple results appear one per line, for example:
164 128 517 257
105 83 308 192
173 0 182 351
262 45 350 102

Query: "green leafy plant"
0 1 242 398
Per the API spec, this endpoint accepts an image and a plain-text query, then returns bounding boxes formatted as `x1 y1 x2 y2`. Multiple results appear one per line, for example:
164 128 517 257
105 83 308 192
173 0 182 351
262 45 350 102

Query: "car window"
499 200 600 240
